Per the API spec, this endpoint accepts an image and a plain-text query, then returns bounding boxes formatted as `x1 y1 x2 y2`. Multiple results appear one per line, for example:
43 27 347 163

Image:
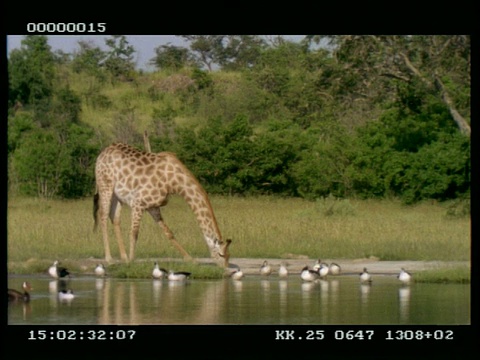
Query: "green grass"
8 195 470 279
414 265 471 284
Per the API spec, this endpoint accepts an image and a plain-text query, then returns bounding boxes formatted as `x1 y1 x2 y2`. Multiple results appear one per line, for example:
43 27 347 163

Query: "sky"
6 35 305 71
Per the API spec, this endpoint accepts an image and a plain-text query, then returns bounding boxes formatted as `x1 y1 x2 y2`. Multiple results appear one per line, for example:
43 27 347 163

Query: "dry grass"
8 196 470 267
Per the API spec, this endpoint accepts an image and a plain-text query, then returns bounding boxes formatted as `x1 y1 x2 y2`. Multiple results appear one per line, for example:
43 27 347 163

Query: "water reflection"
7 276 470 325
398 286 411 323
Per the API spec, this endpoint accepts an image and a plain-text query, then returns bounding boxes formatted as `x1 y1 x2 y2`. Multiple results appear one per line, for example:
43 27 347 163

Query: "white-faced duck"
8 281 33 302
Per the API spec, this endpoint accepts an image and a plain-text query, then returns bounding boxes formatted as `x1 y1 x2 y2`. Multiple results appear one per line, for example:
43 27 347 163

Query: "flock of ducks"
9 260 102 304
228 259 413 285
8 259 413 304
8 260 194 304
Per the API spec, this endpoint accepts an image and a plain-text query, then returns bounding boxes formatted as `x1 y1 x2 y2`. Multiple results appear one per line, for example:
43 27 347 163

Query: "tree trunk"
400 52 470 137
434 75 471 137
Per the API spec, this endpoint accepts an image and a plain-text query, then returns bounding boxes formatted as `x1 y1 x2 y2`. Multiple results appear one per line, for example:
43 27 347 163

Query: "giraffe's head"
210 239 232 267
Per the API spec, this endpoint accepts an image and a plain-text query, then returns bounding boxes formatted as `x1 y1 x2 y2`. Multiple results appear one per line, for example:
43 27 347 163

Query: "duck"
168 270 191 281
48 260 70 279
360 267 372 283
398 268 412 284
152 262 168 279
230 268 244 280
318 264 329 278
94 264 106 277
329 263 341 275
300 266 320 282
312 259 329 272
278 262 289 278
58 289 75 301
8 281 33 302
260 261 272 276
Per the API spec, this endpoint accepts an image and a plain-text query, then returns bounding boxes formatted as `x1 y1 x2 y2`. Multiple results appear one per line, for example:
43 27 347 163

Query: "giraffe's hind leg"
147 207 193 261
97 187 114 263
110 195 128 262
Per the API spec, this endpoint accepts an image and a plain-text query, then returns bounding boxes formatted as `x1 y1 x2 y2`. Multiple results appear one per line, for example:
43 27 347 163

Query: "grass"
414 265 471 284
7 195 470 280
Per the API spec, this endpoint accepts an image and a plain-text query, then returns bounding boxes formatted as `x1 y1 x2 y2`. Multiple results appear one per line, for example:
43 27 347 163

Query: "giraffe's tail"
93 188 99 232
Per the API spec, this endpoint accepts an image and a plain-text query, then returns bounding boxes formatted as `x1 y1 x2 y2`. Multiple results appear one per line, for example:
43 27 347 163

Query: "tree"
150 43 194 70
180 35 224 71
71 40 107 80
305 35 470 136
180 35 266 71
103 35 136 80
8 35 55 107
11 129 70 197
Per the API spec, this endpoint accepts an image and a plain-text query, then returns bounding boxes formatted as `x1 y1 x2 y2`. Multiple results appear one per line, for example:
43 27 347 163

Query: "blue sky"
7 35 305 71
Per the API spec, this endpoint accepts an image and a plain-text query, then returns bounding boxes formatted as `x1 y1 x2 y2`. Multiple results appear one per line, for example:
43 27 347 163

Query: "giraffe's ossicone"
93 143 231 267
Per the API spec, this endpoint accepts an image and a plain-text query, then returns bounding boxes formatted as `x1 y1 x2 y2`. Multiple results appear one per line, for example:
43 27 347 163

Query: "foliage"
7 35 470 204
8 35 55 107
350 96 470 203
71 40 107 81
103 35 136 80
180 35 266 71
150 44 195 71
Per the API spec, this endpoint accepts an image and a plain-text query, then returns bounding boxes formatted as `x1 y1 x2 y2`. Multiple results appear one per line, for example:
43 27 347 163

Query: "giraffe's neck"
170 163 223 250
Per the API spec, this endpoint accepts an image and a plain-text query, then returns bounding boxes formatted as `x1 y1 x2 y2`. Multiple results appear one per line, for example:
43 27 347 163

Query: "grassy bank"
8 196 470 279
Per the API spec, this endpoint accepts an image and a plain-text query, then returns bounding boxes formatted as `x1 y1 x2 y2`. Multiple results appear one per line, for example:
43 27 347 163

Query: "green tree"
305 35 470 135
104 35 136 80
180 35 266 71
71 40 107 81
11 129 70 197
150 44 194 71
8 35 55 107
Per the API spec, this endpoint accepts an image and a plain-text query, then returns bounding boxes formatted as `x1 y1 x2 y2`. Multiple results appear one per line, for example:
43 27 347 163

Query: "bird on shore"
278 262 289 278
58 289 75 301
94 264 106 277
360 267 372 283
48 261 70 279
313 259 329 272
8 281 33 302
398 268 412 284
152 262 168 279
230 268 244 280
168 270 191 281
318 264 329 278
260 261 272 276
329 263 341 275
301 266 320 282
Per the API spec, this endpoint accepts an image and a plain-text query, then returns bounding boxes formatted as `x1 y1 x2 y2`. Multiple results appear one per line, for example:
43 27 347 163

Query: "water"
8 275 470 325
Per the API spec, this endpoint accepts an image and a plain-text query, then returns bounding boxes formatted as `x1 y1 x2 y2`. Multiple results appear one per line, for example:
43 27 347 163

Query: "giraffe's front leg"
128 207 144 262
147 207 193 261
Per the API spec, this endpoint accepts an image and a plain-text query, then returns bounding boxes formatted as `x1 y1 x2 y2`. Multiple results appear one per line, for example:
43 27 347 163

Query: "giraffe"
93 143 232 267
